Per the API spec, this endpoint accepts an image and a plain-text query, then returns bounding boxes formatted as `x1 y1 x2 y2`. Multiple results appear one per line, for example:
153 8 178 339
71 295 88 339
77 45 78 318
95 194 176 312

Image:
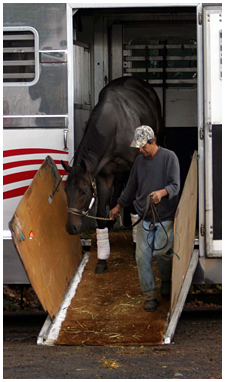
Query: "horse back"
98 77 162 137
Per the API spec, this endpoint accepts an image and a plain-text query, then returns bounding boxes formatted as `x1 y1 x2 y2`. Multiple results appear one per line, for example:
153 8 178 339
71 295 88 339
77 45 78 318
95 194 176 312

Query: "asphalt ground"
3 305 222 379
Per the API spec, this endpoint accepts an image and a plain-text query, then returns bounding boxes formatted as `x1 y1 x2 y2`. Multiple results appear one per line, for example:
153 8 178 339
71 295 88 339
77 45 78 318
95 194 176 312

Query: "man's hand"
150 189 168 204
109 203 122 220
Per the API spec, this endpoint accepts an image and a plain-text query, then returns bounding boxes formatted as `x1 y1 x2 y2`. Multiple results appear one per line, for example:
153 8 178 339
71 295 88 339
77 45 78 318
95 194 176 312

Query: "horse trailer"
3 3 222 286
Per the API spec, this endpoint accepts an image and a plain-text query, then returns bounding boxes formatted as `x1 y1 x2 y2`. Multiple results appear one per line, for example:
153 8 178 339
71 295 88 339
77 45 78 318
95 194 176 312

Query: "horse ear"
80 159 87 173
61 160 72 173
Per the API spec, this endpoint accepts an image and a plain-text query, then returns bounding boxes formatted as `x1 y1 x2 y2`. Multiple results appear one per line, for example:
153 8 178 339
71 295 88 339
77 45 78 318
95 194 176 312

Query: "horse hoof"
94 260 107 274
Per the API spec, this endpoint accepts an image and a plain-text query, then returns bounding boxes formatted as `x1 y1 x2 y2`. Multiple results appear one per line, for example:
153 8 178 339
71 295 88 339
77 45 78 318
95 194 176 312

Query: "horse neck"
73 141 100 177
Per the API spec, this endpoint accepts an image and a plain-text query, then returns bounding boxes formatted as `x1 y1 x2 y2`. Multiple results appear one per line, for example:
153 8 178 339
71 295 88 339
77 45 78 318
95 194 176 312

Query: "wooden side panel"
171 151 198 314
9 156 82 319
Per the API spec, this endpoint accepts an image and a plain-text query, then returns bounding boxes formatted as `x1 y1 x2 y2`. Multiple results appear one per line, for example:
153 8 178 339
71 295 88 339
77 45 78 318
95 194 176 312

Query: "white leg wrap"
131 214 139 243
96 228 110 260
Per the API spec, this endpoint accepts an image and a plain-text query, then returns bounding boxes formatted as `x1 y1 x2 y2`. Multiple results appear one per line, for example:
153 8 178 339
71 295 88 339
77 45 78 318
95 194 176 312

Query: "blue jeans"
136 220 174 299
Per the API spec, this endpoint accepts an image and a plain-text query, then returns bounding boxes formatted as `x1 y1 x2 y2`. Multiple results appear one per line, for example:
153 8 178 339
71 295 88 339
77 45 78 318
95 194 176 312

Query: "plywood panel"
171 151 198 313
9 156 82 319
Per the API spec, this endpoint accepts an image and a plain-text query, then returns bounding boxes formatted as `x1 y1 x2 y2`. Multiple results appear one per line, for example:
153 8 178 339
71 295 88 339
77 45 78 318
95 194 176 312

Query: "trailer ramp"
39 231 170 346
10 154 197 346
38 152 198 346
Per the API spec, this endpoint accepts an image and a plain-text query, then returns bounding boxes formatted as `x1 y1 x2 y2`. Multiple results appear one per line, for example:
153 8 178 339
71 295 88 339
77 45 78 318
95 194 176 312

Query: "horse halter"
67 179 97 217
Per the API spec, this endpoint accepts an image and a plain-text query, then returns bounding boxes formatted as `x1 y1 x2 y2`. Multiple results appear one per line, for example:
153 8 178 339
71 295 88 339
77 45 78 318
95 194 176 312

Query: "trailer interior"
72 5 221 284
73 6 198 192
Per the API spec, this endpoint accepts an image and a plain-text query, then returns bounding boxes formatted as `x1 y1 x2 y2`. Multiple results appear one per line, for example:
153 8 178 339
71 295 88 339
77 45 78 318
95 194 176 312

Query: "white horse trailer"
3 3 222 285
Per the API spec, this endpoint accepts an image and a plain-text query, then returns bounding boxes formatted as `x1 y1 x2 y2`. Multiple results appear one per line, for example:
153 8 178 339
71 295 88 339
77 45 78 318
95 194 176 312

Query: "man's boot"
143 289 158 312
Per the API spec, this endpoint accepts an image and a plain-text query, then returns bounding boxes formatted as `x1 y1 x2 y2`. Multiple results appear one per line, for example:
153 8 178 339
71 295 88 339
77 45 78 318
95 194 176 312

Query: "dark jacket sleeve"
164 151 180 199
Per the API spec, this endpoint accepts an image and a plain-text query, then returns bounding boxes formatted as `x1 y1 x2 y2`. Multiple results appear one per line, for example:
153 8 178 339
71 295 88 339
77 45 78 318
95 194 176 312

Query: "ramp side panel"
10 157 82 319
171 151 198 314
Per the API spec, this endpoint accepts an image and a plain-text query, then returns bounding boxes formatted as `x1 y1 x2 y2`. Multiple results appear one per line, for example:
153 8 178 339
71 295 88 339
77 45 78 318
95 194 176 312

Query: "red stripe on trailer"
3 159 67 170
3 176 66 200
3 169 66 185
4 182 66 200
4 186 29 199
4 170 38 185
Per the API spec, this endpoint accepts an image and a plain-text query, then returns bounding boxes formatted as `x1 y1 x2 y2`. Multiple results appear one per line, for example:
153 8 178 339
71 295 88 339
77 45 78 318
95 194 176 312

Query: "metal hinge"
200 127 204 140
198 13 202 25
200 224 205 237
208 122 212 138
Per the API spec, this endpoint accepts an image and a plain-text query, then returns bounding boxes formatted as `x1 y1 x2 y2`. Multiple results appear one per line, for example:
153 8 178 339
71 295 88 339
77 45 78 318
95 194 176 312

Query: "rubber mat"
55 231 170 346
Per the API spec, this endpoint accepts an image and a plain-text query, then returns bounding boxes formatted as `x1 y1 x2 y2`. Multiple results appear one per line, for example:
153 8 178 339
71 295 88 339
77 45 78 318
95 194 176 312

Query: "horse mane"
66 163 85 184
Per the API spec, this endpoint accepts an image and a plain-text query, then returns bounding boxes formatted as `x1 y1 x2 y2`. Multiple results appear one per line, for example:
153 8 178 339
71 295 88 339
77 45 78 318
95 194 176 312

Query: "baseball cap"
130 125 155 148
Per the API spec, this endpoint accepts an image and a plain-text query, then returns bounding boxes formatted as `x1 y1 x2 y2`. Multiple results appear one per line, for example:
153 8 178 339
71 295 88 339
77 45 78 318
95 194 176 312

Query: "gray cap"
130 125 155 148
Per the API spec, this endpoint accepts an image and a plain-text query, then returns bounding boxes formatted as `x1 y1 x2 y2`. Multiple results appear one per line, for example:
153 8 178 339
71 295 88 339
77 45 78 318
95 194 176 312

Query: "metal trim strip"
3 148 68 157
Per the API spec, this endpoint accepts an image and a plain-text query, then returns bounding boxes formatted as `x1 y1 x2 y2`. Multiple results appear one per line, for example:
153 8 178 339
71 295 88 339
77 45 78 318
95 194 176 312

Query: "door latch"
200 224 205 237
63 129 69 151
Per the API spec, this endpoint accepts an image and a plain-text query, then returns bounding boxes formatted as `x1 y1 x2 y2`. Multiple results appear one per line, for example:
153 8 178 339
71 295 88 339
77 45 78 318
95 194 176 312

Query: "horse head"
61 159 96 235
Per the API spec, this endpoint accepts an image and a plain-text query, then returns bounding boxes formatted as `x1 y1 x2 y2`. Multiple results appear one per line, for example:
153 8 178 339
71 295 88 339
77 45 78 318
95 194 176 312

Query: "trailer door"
203 5 222 257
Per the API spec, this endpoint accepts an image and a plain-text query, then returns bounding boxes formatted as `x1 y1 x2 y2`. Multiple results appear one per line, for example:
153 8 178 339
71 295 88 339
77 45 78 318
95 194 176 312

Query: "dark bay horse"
61 76 162 272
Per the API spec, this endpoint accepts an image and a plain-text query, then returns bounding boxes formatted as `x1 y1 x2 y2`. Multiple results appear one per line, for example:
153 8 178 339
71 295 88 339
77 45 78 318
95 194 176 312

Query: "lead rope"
67 193 180 258
142 194 180 258
142 194 169 251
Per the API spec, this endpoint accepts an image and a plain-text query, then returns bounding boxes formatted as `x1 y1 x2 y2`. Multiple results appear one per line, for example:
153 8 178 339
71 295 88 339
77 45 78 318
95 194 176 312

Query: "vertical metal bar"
145 45 149 82
162 42 167 129
66 4 75 158
94 16 104 105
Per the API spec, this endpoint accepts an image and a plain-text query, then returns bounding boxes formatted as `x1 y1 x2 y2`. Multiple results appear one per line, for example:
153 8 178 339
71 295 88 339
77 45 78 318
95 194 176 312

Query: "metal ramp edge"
37 253 89 346
163 249 199 344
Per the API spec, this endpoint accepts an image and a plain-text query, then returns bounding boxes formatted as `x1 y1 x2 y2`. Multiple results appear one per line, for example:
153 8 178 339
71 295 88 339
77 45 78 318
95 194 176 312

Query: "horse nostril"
66 223 77 235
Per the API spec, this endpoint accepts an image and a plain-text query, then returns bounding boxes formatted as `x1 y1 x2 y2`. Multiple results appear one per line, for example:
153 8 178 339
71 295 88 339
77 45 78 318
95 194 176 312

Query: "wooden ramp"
9 156 83 320
9 155 198 346
50 151 198 346
54 231 170 346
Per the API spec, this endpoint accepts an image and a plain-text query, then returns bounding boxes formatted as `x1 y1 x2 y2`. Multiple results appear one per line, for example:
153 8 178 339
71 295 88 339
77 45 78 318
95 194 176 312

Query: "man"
109 125 180 312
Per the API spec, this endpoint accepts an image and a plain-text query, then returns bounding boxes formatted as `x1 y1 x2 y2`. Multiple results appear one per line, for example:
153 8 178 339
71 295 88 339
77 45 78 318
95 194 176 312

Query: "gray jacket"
117 147 180 222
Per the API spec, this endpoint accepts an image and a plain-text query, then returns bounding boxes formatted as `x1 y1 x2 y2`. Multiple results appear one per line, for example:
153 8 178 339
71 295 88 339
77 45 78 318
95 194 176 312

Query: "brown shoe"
144 299 158 312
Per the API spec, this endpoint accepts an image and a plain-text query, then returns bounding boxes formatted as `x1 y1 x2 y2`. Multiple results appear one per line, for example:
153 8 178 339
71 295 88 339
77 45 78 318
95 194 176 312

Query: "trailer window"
3 27 39 86
123 38 197 88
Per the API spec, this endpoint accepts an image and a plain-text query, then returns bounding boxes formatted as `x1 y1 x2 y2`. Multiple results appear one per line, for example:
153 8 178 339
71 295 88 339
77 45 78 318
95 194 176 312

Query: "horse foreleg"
94 174 114 274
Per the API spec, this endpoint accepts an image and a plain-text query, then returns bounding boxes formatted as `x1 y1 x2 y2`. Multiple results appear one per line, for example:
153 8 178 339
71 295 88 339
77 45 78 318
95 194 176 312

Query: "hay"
55 231 170 346
101 358 121 369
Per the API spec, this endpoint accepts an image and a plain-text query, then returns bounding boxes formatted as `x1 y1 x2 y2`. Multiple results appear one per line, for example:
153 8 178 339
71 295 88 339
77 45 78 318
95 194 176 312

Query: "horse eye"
80 188 87 196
